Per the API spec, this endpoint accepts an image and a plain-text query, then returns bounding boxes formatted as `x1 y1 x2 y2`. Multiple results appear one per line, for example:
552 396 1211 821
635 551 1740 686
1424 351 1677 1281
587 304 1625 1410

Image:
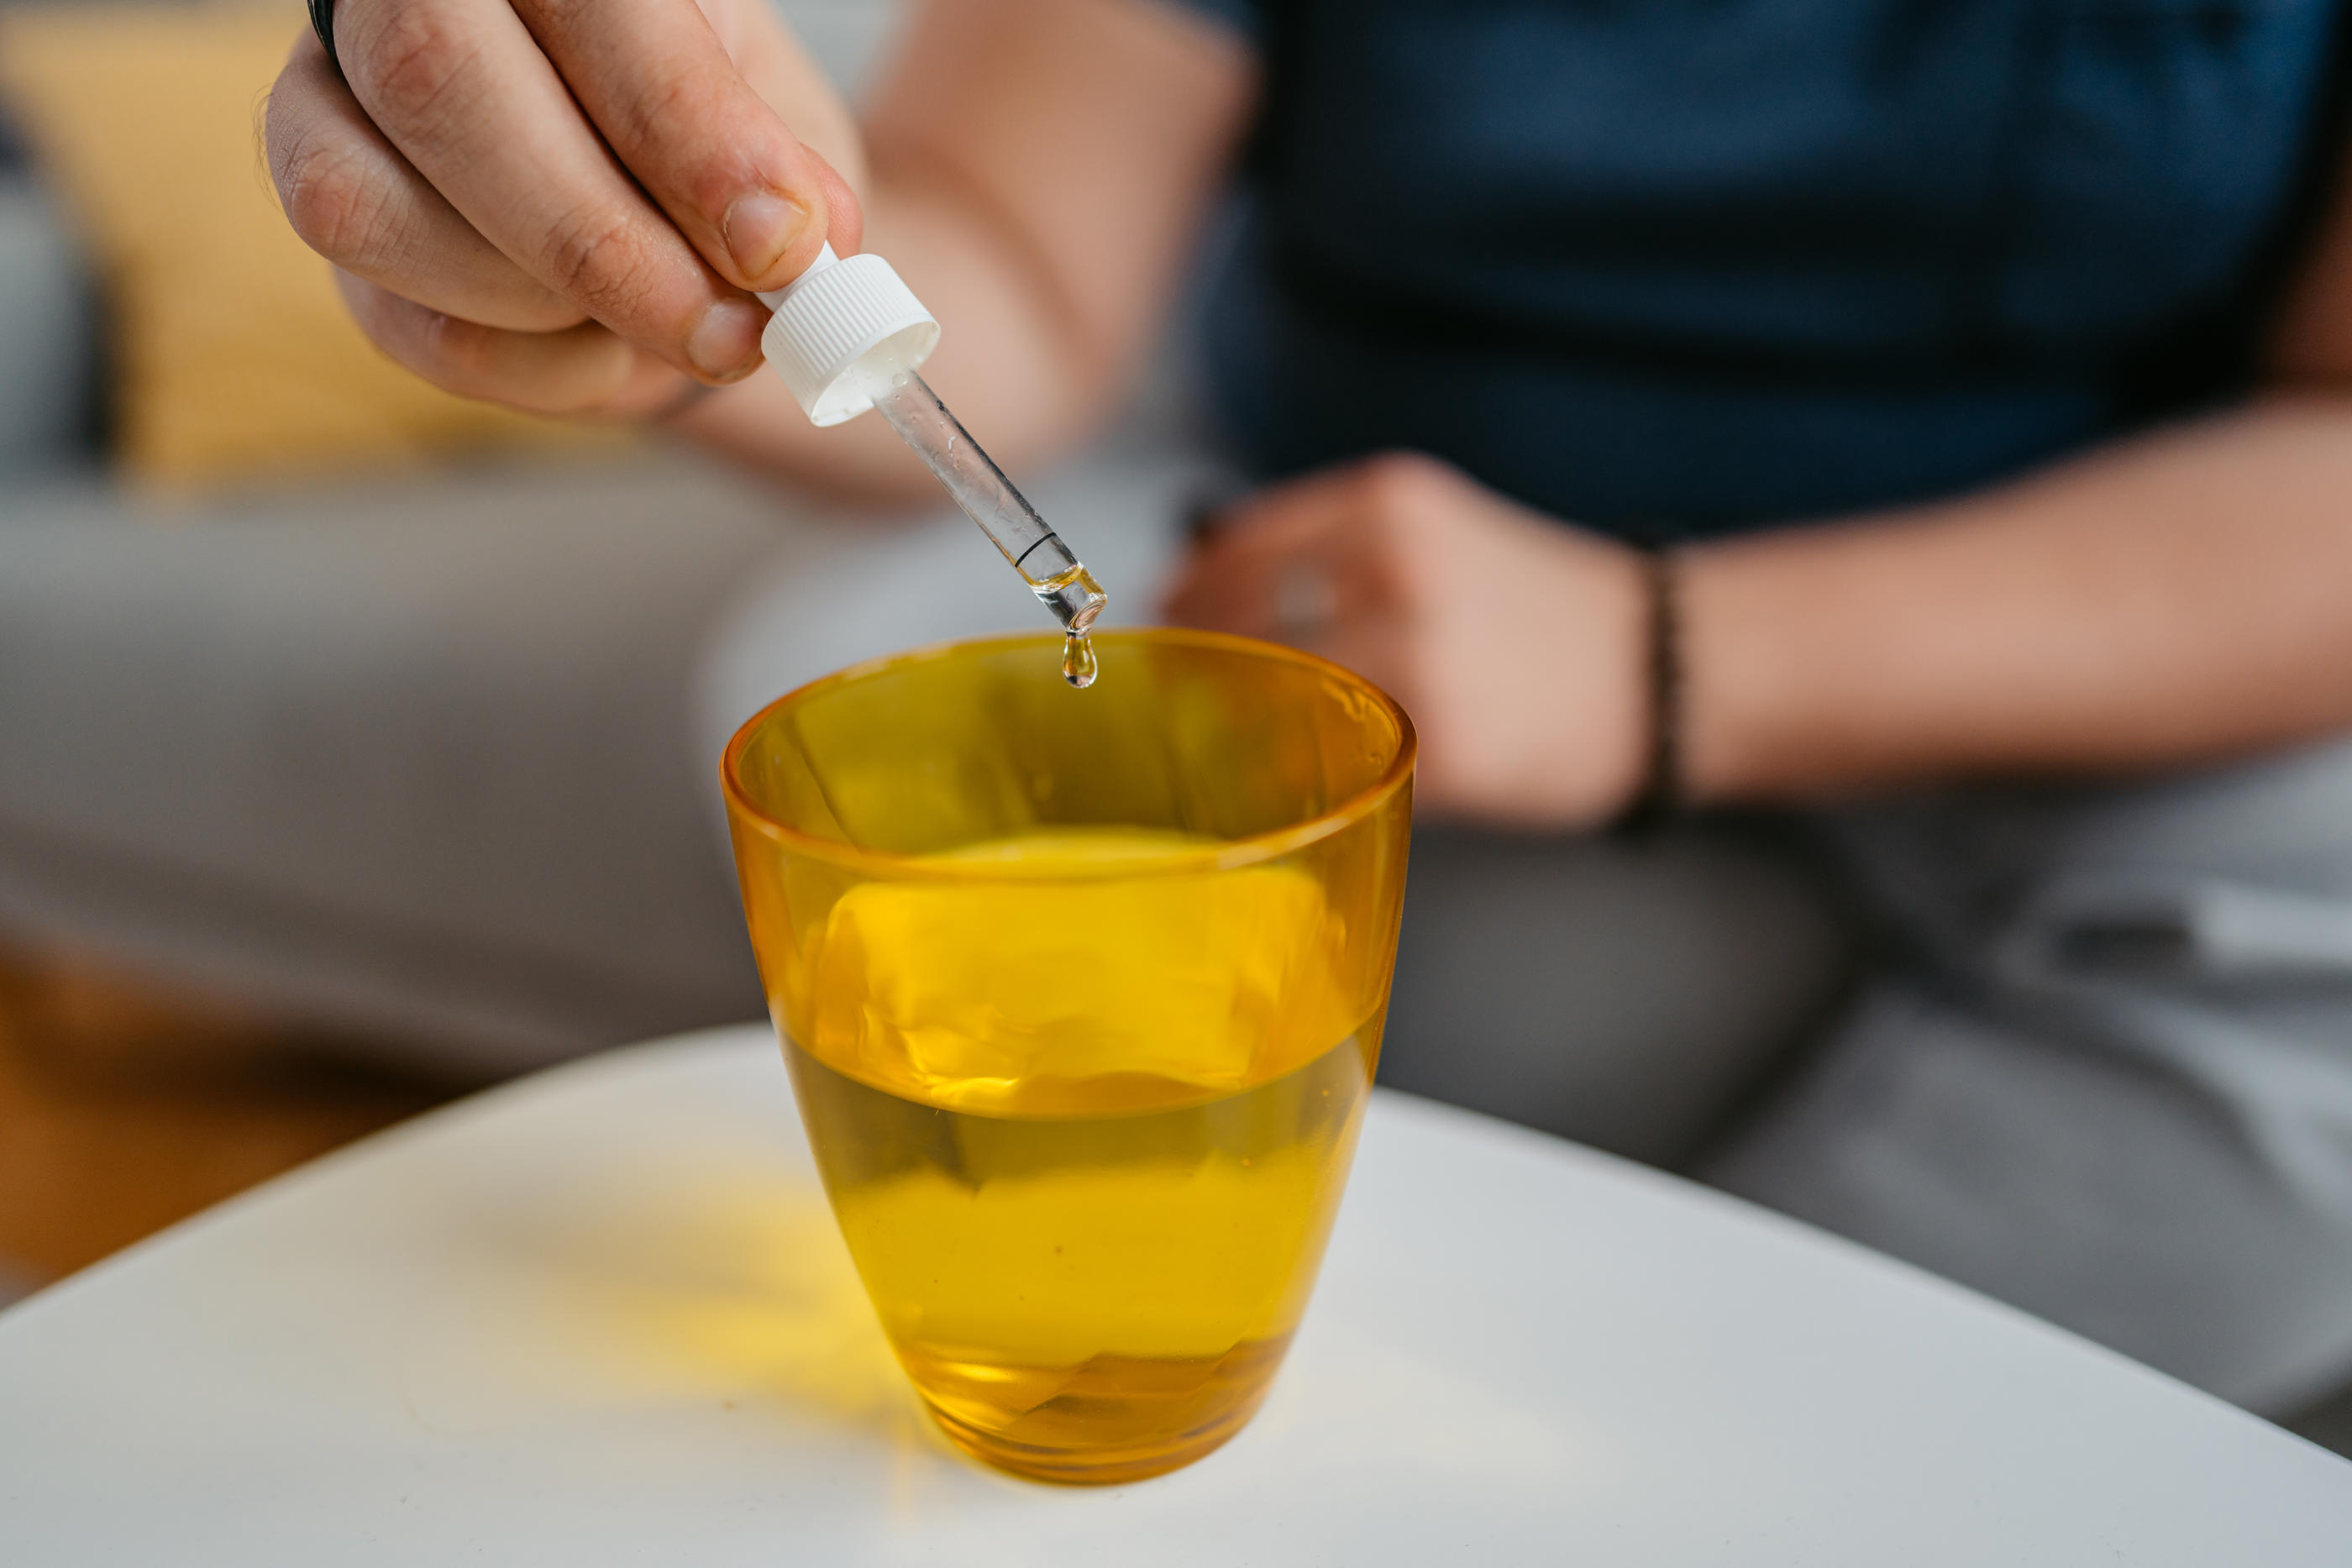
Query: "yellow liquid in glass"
784 830 1378 1483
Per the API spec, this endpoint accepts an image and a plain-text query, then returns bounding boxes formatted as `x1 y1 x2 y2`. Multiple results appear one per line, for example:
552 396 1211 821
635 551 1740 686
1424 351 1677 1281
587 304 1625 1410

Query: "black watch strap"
1614 548 1683 837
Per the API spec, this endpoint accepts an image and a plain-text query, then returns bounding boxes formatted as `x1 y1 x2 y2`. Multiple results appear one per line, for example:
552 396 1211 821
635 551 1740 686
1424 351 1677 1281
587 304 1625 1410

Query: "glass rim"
720 627 1416 881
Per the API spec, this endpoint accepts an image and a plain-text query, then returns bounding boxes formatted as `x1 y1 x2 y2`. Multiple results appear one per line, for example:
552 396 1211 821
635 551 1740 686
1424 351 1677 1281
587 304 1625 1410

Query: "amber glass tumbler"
722 628 1414 1484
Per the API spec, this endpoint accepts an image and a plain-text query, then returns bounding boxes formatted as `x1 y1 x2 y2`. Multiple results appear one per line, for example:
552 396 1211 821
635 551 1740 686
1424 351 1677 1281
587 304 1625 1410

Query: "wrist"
1675 537 1770 803
1569 535 1658 826
1676 527 1864 804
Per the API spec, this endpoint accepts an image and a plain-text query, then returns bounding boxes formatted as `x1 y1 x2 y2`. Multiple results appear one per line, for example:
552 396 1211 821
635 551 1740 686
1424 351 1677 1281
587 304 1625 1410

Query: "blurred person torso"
1192 0 2345 540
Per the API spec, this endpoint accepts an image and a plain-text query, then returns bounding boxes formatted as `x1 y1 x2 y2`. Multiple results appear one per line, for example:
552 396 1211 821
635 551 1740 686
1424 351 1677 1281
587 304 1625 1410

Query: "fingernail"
722 191 808 285
686 297 766 380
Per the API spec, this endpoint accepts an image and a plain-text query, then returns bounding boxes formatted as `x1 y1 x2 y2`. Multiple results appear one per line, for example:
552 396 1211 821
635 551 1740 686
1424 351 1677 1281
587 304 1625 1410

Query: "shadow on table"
394 1156 940 1460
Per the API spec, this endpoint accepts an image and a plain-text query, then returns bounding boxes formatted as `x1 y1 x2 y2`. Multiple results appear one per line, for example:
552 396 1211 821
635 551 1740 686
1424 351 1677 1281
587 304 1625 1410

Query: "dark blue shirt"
1179 0 2345 541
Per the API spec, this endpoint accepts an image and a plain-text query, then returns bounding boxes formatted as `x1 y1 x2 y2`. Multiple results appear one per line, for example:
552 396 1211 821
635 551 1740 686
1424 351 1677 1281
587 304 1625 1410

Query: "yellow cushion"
0 4 615 487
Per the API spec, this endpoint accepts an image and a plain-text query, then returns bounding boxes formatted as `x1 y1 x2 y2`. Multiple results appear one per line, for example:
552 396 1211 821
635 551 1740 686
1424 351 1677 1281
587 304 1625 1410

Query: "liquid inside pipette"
860 364 1106 688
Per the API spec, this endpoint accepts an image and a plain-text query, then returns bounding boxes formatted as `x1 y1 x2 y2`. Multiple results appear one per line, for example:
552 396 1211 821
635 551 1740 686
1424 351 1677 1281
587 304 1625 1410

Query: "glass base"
925 1386 1270 1486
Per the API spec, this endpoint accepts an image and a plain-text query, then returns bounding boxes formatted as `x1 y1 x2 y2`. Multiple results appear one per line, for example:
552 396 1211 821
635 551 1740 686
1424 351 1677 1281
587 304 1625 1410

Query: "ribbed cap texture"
759 249 938 426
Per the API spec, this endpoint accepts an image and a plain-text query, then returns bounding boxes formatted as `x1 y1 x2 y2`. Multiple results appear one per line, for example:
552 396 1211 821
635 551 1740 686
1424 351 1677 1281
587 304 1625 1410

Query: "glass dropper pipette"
757 247 1109 684
859 361 1108 651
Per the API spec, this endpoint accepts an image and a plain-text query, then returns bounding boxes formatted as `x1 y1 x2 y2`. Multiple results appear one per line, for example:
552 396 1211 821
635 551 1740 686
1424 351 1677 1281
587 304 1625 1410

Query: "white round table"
3 1025 2344 1562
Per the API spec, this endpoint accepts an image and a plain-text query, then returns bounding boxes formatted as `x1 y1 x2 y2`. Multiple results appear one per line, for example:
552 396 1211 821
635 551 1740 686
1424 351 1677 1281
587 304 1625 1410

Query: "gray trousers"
1385 742 2352 1419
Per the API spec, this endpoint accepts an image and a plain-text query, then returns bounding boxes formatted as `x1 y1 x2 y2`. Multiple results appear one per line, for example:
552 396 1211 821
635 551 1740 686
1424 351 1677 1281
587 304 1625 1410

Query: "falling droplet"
1061 632 1098 690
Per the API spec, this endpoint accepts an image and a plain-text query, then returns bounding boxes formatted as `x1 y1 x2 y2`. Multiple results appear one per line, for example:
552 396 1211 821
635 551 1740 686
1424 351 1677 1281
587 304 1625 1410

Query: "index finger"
511 0 839 292
333 0 769 380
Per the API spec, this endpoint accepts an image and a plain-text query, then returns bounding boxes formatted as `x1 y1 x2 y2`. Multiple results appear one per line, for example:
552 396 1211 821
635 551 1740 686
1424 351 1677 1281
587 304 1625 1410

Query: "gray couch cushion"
0 454 802 1075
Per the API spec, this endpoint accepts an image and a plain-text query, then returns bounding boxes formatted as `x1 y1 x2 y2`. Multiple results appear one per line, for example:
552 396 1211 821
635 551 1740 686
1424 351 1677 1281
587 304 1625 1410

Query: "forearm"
1679 393 2352 800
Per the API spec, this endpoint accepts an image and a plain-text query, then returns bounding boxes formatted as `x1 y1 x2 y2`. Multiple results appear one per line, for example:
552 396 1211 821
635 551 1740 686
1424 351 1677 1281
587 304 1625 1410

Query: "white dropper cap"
755 244 939 427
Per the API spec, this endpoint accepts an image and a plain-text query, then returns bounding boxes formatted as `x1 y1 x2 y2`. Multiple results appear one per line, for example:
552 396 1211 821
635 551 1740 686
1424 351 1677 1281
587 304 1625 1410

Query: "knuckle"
639 81 759 218
423 313 617 417
356 4 487 134
539 202 663 324
428 319 556 413
599 65 754 224
1360 452 1444 513
351 291 463 392
625 67 717 155
418 311 492 389
275 131 394 268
